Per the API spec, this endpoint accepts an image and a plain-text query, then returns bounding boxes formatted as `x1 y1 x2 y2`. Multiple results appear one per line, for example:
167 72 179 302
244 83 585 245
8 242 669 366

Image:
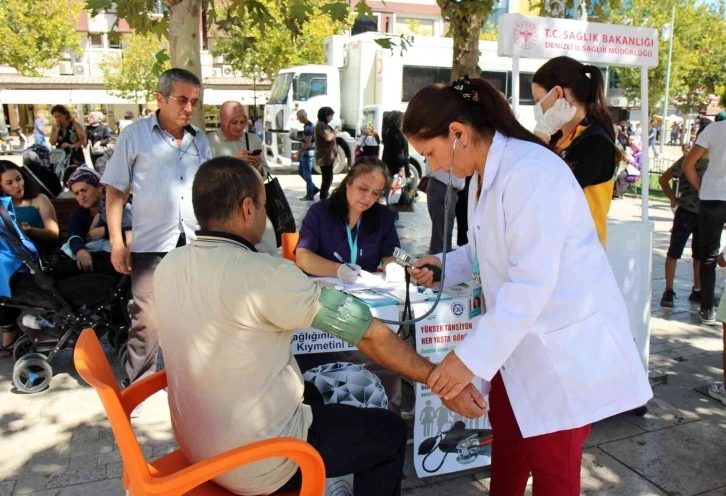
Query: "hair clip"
452 75 476 101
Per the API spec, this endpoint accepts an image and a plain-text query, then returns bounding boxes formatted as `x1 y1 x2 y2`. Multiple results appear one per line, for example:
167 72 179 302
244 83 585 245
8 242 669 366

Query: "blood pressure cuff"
311 288 372 346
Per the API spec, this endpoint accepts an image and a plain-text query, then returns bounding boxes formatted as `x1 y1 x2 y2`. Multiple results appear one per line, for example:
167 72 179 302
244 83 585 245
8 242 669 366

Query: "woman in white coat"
403 76 652 496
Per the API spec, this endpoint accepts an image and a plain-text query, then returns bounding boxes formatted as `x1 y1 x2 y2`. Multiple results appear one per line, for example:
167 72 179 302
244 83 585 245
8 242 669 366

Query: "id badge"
469 282 483 319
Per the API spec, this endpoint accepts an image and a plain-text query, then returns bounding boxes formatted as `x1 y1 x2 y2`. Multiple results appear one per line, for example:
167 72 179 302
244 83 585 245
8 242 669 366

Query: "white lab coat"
441 132 652 438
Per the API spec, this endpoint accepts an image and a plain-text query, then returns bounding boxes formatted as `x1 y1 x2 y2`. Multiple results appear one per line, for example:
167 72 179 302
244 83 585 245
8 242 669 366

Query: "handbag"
417 176 430 194
264 174 296 248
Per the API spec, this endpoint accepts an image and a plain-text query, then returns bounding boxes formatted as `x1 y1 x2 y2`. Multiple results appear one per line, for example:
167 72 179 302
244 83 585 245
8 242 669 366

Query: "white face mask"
533 88 556 123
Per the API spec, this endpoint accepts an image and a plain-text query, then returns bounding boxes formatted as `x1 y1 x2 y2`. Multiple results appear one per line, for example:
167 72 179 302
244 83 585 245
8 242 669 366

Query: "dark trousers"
426 177 457 254
699 200 726 310
319 164 334 200
125 252 164 384
489 373 591 496
278 383 407 496
456 176 472 247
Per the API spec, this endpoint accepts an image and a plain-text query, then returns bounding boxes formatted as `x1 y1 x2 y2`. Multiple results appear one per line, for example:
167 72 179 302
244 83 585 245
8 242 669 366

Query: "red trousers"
489 373 591 496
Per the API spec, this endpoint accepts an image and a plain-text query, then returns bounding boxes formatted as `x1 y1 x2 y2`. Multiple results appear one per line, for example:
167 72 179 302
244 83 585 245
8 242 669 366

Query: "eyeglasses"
167 95 201 109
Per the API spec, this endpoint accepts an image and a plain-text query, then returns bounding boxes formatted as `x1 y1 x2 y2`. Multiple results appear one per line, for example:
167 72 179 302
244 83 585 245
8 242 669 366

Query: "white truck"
263 32 550 178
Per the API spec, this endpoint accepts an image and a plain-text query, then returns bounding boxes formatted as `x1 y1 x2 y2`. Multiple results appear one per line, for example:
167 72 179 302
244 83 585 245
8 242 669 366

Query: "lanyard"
346 220 361 265
472 174 481 284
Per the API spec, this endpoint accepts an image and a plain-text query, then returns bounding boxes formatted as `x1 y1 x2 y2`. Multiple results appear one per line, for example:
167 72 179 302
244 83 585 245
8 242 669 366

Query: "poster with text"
412 299 492 478
292 304 401 496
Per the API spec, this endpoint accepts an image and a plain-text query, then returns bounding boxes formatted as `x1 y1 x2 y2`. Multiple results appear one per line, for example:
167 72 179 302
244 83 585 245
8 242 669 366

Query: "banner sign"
498 14 659 68
412 299 492 478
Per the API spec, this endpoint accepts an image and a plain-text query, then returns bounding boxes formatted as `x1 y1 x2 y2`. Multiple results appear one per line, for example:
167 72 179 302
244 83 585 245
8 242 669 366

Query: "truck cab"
264 65 355 174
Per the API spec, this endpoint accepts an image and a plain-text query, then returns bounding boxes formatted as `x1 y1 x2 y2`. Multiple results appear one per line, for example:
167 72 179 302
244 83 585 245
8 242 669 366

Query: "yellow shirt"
557 121 617 247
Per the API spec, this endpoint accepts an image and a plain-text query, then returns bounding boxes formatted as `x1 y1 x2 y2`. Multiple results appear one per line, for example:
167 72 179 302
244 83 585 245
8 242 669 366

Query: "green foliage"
611 0 726 115
480 21 498 41
0 0 83 76
87 0 168 38
211 0 347 80
100 33 170 104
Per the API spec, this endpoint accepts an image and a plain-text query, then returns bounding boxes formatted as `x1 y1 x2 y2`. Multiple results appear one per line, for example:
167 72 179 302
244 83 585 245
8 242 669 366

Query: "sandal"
0 328 19 359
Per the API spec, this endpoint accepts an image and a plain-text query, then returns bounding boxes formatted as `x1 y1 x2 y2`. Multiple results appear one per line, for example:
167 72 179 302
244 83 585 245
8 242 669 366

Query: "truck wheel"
408 159 421 187
314 144 349 175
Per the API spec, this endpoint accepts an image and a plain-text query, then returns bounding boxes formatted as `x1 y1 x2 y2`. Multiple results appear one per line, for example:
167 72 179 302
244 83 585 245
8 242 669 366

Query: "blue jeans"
298 150 316 198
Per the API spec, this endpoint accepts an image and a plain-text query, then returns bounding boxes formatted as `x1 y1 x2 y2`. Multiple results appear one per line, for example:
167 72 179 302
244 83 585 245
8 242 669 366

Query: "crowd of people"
2 57 725 496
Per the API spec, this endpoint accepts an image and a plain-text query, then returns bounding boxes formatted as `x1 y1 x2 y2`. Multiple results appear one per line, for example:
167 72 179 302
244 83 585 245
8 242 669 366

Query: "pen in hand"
333 252 360 278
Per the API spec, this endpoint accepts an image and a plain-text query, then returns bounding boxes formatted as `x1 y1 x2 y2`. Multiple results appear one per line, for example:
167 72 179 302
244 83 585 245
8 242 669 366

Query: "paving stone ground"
3 145 726 495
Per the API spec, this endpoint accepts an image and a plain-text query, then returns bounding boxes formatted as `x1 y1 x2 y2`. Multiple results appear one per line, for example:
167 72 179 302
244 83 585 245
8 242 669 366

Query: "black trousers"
319 164 334 200
699 200 726 310
277 382 407 496
456 176 472 247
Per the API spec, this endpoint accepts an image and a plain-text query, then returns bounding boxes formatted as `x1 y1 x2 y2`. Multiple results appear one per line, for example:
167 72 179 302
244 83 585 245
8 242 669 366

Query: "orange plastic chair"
73 329 326 496
282 232 300 262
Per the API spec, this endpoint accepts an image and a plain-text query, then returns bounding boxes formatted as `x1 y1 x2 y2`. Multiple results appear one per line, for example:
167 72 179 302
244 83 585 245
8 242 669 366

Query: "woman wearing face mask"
402 76 651 495
531 56 619 246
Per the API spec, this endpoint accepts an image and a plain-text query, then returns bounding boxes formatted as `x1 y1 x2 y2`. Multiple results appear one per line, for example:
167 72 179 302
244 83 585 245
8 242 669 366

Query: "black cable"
421 436 449 473
378 138 457 326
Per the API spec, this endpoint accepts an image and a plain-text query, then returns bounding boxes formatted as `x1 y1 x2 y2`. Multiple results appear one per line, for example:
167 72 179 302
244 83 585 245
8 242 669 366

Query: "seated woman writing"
295 157 402 283
63 166 132 275
0 160 59 255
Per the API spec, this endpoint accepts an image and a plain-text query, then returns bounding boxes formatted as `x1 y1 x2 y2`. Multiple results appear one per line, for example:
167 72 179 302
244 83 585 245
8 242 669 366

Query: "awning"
0 89 73 104
0 88 269 106
0 89 136 105
203 89 268 106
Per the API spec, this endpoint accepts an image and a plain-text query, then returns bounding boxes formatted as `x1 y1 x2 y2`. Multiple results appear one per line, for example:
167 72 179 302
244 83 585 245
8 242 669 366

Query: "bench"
51 197 78 244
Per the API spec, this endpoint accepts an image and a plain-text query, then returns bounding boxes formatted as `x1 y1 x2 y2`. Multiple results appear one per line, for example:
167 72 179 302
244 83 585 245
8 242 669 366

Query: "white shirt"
154 232 322 494
102 113 213 253
440 133 652 438
696 120 726 201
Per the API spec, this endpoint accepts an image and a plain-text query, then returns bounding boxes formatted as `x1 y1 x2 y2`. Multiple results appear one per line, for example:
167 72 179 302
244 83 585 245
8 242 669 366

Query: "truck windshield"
293 73 327 102
268 73 293 104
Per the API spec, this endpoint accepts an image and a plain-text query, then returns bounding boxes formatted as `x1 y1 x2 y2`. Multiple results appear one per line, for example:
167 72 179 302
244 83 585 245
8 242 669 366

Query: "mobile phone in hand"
250 149 262 156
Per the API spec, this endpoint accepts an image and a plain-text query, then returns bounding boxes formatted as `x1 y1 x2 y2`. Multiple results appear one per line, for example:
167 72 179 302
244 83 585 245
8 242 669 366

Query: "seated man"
153 157 486 496
207 101 276 254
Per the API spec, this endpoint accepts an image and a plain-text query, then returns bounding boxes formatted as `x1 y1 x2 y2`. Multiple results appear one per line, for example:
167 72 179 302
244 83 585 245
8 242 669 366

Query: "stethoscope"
375 133 461 328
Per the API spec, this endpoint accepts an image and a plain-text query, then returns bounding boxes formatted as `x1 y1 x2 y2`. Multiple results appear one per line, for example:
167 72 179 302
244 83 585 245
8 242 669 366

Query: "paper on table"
314 270 401 291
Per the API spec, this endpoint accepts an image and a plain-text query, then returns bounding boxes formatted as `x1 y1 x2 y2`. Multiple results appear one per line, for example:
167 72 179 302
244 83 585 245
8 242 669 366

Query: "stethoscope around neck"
375 133 461 330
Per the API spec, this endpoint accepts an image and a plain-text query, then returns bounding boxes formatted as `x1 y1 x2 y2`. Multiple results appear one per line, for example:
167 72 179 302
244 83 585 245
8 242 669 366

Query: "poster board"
412 299 492 478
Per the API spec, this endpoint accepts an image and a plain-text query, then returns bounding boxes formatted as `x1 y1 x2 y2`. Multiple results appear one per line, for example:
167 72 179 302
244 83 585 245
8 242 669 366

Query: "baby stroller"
49 148 73 186
22 145 63 198
0 199 131 393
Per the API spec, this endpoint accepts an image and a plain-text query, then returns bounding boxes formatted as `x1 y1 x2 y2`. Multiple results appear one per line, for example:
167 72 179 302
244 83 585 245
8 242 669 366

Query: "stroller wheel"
13 353 52 394
13 334 33 362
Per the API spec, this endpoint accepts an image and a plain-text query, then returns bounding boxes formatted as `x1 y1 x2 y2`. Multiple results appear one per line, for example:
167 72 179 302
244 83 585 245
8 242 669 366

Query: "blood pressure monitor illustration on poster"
418 421 493 473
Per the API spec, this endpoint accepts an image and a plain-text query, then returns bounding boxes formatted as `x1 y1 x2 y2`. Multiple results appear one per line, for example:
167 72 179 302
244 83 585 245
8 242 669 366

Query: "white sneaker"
707 383 726 406
130 402 144 418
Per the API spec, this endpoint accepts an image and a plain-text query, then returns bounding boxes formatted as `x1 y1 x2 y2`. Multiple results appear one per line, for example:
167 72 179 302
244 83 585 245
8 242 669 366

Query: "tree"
88 0 354 127
211 0 348 81
439 0 491 81
0 0 83 76
611 0 726 118
100 33 171 105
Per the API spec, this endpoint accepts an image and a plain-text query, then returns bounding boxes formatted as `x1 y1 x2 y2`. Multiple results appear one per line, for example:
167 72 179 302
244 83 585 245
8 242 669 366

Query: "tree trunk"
165 0 205 129
450 11 484 81
438 0 490 81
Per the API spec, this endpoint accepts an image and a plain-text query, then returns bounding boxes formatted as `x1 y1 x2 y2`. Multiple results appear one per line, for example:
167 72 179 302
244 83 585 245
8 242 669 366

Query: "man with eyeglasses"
101 68 213 415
